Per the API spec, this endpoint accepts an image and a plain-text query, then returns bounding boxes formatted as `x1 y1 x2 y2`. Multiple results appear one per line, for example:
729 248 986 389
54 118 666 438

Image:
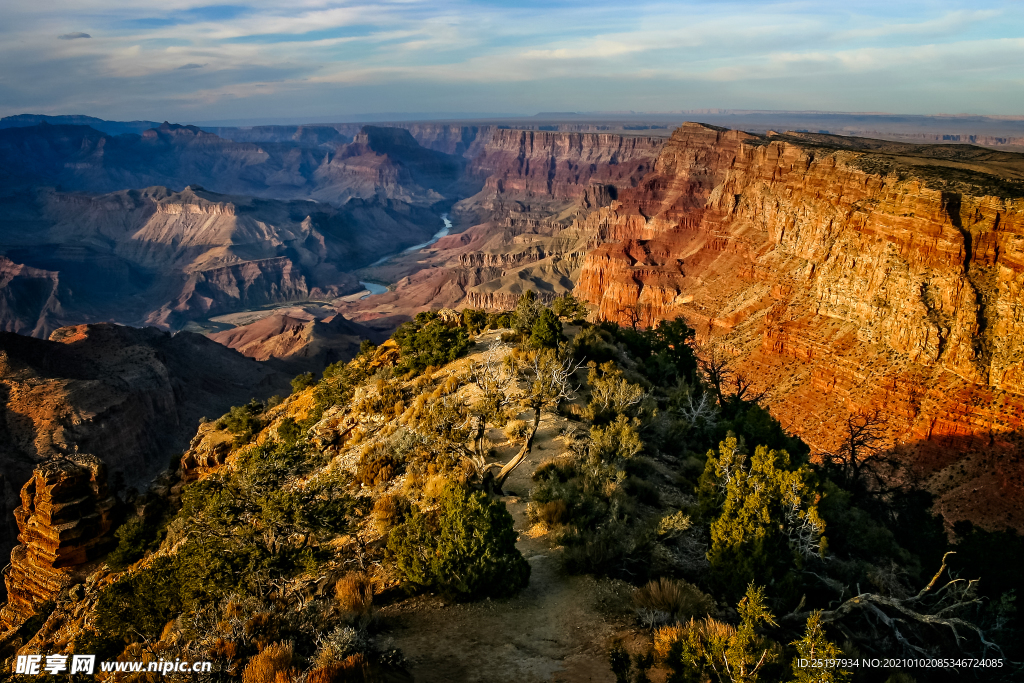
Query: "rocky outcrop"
575 123 1024 529
0 456 115 632
0 258 64 337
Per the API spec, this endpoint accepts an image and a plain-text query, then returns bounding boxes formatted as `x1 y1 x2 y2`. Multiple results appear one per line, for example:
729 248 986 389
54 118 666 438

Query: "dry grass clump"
211 638 239 662
634 577 715 625
654 618 736 659
371 493 409 535
422 474 449 502
355 442 399 487
241 641 294 683
307 654 378 683
504 419 531 443
428 374 463 400
335 573 374 615
528 499 570 526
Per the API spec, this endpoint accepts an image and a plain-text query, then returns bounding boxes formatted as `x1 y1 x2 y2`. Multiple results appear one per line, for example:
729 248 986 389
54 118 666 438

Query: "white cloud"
0 0 1022 118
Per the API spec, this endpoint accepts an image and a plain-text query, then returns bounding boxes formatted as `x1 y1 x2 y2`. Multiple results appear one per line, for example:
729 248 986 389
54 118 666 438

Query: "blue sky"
1 0 1022 122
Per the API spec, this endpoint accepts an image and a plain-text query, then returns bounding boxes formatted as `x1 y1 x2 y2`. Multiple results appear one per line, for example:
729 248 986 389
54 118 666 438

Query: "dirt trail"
380 407 634 683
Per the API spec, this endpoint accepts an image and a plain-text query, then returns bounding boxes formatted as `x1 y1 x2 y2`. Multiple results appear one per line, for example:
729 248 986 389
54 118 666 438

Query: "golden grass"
241 642 293 683
634 577 715 621
335 573 374 615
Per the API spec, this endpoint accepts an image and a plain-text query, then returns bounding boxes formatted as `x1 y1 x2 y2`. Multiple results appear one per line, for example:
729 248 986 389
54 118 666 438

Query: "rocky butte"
575 123 1024 530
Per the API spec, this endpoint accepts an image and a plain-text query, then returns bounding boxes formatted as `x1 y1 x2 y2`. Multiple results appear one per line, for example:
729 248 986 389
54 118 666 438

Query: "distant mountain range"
0 114 163 136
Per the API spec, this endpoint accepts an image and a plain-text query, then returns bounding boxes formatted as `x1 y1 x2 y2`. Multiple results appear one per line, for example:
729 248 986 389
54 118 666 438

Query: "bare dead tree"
786 553 1003 658
696 343 733 404
733 373 769 405
481 350 584 491
819 408 902 495
678 390 719 432
619 303 642 330
694 343 768 408
468 341 520 469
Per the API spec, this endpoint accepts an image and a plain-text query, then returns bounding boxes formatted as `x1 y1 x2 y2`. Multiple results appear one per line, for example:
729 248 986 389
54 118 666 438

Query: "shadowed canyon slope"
572 123 1024 529
0 186 441 335
0 122 478 337
0 323 289 568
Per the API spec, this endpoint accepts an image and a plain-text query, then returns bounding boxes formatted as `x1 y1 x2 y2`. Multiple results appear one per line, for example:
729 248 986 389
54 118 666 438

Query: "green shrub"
487 312 514 330
106 517 154 570
359 339 377 357
513 291 539 334
393 312 470 372
560 520 655 580
624 476 661 507
551 292 589 321
219 399 266 444
462 308 487 334
387 483 530 600
530 308 565 349
291 372 316 393
277 417 302 444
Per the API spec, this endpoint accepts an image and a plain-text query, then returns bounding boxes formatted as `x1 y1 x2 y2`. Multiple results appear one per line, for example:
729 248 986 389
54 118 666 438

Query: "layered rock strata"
575 123 1024 529
0 456 115 632
468 130 664 201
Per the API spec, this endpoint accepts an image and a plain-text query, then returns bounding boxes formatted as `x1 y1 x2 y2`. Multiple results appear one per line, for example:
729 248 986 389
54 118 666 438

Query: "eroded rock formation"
0 456 115 632
208 309 384 371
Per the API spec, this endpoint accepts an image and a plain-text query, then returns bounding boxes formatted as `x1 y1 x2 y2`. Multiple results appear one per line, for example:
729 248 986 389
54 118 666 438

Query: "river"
368 213 452 267
360 213 452 297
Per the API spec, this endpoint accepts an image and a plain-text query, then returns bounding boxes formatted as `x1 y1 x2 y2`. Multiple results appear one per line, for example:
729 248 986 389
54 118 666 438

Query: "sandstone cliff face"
575 123 1024 529
0 456 115 632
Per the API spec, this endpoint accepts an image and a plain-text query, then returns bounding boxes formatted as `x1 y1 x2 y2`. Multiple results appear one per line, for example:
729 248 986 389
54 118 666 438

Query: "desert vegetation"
8 290 1019 683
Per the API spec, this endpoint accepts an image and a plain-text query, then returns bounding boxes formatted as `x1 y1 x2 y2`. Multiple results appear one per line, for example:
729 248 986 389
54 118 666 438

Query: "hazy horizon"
2 1 1023 122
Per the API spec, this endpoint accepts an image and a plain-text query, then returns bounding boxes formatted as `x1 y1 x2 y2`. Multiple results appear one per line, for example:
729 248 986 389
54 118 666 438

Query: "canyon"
1 114 1023 676
3 116 1024 544
322 122 1024 531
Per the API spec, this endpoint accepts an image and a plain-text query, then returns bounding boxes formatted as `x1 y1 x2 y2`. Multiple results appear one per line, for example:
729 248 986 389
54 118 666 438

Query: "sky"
1 0 1023 123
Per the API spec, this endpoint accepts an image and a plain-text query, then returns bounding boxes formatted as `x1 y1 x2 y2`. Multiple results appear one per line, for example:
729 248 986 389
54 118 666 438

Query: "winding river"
359 213 452 297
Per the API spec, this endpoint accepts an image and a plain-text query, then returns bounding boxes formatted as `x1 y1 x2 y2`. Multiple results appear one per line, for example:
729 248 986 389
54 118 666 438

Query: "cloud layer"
2 0 1022 122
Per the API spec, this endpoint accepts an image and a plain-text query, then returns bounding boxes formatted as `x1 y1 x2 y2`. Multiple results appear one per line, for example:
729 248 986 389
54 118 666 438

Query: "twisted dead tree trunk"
476 348 581 493
786 553 1004 658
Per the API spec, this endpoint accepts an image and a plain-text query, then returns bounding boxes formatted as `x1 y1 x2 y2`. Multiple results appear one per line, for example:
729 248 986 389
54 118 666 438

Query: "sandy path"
379 412 633 683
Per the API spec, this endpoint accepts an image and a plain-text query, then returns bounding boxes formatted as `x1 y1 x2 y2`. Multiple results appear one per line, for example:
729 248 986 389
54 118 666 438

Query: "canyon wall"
468 130 664 201
0 187 448 334
575 123 1024 529
0 323 287 562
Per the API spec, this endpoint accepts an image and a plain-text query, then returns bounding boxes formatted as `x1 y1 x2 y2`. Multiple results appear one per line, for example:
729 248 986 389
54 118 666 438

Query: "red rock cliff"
576 123 1024 529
